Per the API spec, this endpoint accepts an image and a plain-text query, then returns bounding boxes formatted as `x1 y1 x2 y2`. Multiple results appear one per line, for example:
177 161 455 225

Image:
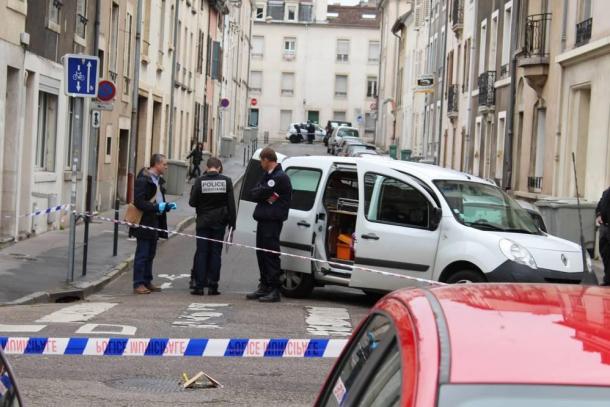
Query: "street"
0 143 374 406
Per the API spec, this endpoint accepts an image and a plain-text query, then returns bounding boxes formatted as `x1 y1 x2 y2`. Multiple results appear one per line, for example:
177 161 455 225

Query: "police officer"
189 157 236 295
307 121 315 144
246 147 293 302
596 187 610 286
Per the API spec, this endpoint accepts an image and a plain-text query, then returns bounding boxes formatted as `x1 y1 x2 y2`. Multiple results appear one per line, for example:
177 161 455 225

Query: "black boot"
190 288 204 296
246 284 270 300
258 288 281 303
208 286 221 296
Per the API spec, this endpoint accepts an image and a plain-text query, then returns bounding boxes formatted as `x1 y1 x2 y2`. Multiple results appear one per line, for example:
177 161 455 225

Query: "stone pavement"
0 154 248 305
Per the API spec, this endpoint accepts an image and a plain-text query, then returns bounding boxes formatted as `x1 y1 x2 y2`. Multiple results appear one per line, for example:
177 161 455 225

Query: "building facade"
248 1 380 142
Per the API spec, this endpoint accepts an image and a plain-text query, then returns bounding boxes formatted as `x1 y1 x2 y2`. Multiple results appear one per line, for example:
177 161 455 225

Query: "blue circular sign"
97 80 116 102
221 98 230 108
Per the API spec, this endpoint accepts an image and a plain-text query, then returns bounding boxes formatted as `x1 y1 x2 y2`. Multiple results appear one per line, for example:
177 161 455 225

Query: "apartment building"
248 1 380 141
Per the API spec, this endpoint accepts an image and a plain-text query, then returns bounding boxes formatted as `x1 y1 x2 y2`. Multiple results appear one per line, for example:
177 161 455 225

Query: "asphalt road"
1 142 375 406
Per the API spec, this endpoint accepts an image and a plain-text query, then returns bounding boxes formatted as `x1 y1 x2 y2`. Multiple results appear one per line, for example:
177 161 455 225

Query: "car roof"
388 283 610 386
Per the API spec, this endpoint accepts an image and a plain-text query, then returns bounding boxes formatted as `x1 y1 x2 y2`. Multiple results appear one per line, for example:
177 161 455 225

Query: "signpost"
64 54 99 283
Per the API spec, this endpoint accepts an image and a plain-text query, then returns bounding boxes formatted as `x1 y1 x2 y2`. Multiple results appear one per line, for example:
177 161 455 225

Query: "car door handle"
361 233 380 240
297 220 311 227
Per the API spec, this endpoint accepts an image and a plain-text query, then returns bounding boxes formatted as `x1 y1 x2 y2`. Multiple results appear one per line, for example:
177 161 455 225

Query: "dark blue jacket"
251 164 292 222
130 168 168 240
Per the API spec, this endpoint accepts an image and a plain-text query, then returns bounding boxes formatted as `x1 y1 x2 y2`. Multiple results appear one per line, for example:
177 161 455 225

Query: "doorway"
152 100 162 154
307 110 320 124
117 129 129 203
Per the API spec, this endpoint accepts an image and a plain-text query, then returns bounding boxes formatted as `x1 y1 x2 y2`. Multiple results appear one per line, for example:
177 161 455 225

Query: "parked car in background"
352 149 380 158
315 283 610 406
343 143 377 157
336 138 365 156
286 123 325 143
324 120 352 147
329 127 360 154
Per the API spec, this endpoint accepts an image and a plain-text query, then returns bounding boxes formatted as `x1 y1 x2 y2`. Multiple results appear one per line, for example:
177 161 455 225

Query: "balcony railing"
478 71 496 108
576 18 592 46
524 13 551 58
528 176 543 192
452 0 464 34
447 84 459 117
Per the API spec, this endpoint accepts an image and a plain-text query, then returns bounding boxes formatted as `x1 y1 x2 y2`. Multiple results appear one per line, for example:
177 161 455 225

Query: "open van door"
349 159 442 291
234 149 287 247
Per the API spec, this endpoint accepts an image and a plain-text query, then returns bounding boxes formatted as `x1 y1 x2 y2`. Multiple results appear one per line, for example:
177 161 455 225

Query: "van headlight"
585 251 593 272
499 239 538 269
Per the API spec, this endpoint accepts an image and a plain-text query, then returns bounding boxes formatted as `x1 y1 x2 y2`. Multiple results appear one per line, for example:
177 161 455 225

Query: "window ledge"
47 21 61 34
7 0 27 16
34 171 57 183
74 34 87 48
557 35 610 66
141 54 150 65
122 93 130 103
63 171 83 181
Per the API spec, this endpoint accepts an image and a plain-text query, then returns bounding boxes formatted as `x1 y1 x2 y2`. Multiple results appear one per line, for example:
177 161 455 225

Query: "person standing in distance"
189 157 236 295
186 142 204 180
246 148 292 302
596 187 610 286
131 154 177 294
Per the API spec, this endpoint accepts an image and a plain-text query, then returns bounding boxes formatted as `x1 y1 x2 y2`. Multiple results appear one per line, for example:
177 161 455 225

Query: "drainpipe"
86 0 101 209
436 1 449 165
465 0 478 172
391 28 401 146
244 1 253 133
202 5 211 148
552 0 568 195
503 0 521 190
168 0 180 158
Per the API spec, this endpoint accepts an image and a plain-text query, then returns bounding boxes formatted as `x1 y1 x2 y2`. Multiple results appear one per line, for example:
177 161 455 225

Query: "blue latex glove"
157 202 167 213
167 202 177 211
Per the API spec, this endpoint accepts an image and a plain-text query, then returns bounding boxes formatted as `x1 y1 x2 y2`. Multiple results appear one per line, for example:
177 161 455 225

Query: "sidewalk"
0 154 247 305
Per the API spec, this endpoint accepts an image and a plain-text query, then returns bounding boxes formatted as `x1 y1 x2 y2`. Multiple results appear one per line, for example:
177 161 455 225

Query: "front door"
307 110 320 124
349 161 441 291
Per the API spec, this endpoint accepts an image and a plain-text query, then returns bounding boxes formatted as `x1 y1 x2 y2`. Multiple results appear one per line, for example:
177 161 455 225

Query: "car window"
285 168 322 211
338 128 359 138
321 314 397 407
357 341 402 407
364 173 430 229
239 159 265 203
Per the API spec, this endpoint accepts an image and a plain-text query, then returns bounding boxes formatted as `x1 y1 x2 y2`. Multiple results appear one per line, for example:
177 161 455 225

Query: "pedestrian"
186 142 204 180
595 187 610 286
131 153 177 294
246 147 293 302
189 157 236 295
307 121 315 144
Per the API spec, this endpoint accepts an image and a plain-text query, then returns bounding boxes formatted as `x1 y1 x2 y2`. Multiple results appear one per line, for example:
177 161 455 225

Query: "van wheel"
446 270 487 284
281 270 314 298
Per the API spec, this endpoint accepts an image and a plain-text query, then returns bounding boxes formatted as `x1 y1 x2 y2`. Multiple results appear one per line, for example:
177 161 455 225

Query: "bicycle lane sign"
64 54 99 97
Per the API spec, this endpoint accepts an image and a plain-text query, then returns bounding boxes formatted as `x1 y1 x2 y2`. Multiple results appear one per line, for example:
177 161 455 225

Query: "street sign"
91 110 101 128
92 102 114 111
97 80 116 102
356 115 364 124
416 74 434 93
221 98 230 108
64 54 99 97
251 98 258 106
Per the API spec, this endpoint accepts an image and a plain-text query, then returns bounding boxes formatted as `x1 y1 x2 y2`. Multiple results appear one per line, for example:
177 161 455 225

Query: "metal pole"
127 0 144 203
82 175 91 276
503 0 521 189
113 198 119 256
68 97 84 283
168 0 180 158
436 0 450 165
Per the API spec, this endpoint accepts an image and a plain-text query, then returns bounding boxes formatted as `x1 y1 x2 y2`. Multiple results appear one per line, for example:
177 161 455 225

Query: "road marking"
36 303 117 323
75 324 137 336
0 324 46 333
158 274 191 289
173 303 230 329
305 306 352 337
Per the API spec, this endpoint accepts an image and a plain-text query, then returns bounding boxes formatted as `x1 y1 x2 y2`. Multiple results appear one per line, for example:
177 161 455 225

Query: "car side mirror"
430 207 442 230
0 348 23 406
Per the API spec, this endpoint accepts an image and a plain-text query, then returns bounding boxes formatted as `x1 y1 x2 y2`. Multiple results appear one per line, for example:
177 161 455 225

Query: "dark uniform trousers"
599 225 610 285
256 220 283 289
195 226 225 289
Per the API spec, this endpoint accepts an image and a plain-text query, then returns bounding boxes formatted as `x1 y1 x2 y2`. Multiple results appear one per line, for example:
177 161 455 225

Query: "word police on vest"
201 180 227 193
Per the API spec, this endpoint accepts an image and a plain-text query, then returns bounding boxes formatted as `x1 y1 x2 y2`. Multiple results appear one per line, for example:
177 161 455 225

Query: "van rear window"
239 159 265 202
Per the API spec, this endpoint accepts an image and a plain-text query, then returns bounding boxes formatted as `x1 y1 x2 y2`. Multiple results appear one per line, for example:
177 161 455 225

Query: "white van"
235 151 591 298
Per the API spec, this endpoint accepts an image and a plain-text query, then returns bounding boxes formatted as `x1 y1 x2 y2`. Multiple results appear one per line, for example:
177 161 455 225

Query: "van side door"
350 161 442 291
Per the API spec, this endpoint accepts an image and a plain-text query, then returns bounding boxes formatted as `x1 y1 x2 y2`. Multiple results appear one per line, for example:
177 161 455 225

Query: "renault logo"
561 254 568 267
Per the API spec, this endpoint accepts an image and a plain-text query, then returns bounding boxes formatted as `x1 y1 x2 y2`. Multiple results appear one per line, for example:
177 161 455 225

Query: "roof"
326 4 380 28
394 284 610 386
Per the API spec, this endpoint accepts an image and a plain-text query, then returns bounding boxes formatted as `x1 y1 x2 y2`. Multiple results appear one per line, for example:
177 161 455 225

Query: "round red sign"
97 80 116 102
251 98 258 106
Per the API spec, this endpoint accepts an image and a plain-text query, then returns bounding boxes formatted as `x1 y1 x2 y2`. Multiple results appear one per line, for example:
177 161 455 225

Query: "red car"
316 284 610 406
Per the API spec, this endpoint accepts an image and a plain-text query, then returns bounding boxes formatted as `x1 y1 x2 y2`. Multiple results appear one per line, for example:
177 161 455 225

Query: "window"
463 38 470 91
255 4 265 19
143 0 151 56
299 3 313 21
267 0 285 20
364 174 430 229
48 0 60 26
76 0 87 39
249 70 262 93
123 12 133 95
335 75 348 98
365 112 376 133
285 168 322 211
479 20 487 73
336 39 350 62
320 314 398 407
368 41 380 63
248 108 259 127
362 13 376 19
280 109 292 132
334 111 346 121
367 77 378 98
489 13 498 70
281 72 295 96
283 37 296 56
159 0 166 63
327 12 338 18
252 36 264 58
502 3 512 66
109 3 119 75
197 30 204 73
36 92 58 172
211 41 222 80
287 5 297 21
578 0 592 22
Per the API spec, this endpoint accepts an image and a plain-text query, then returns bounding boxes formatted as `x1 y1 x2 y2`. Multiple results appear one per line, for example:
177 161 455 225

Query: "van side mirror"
0 348 23 406
430 207 442 230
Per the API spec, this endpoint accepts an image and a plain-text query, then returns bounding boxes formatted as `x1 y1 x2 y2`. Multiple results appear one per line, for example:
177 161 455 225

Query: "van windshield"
434 180 540 234
338 128 359 138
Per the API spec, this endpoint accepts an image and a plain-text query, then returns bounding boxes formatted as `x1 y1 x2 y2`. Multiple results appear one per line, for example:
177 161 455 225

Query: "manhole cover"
105 377 185 393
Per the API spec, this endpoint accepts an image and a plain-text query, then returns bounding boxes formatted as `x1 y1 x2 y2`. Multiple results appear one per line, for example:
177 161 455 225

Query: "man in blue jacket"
246 147 293 302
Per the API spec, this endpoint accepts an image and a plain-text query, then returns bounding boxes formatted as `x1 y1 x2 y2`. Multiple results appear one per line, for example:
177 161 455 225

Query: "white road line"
305 306 353 337
172 303 230 329
36 303 117 323
75 324 137 336
0 324 46 333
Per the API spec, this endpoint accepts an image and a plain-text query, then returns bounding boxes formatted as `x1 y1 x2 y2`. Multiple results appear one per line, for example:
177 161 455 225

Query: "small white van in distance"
235 150 591 298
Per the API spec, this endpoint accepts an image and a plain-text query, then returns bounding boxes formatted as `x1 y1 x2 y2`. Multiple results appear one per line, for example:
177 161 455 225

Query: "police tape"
79 211 445 286
0 336 347 358
2 204 71 219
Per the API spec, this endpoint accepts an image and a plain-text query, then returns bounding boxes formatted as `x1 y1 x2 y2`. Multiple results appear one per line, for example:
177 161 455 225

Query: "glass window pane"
285 168 321 211
358 341 402 407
